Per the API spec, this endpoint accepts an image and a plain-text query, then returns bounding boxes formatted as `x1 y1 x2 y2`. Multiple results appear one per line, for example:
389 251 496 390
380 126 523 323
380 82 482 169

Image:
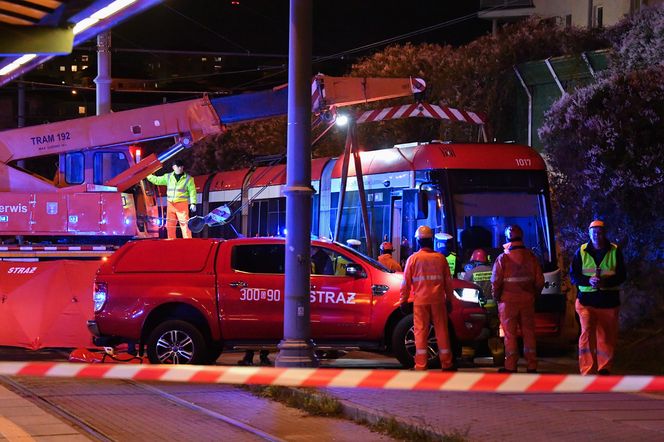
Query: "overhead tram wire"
229 0 522 91
161 2 250 54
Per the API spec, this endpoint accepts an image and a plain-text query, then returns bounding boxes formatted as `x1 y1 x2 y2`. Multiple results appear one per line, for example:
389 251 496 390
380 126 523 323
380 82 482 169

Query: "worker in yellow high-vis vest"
147 159 197 239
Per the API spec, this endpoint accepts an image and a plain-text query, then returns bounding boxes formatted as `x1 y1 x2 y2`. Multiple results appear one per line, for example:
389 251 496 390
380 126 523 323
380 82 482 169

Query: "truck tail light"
94 282 107 312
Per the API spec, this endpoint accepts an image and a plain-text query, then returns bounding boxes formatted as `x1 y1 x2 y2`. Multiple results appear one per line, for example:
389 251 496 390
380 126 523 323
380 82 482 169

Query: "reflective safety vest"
578 242 620 292
147 173 197 204
471 270 492 282
446 252 457 277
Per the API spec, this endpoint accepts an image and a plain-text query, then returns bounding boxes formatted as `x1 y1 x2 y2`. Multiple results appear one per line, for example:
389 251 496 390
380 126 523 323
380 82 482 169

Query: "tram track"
0 375 286 441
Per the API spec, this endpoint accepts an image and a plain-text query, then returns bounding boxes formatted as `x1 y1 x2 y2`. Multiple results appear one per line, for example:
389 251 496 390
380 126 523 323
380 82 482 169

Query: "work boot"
598 369 610 376
259 352 271 366
237 357 253 366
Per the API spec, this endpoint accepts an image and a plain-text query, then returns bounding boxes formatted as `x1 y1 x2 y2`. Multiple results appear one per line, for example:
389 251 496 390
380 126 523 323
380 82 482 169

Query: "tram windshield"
446 170 556 273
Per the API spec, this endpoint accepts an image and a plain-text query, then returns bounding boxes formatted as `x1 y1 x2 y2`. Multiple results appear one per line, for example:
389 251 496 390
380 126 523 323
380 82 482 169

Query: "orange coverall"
491 241 544 372
378 253 403 272
400 248 454 370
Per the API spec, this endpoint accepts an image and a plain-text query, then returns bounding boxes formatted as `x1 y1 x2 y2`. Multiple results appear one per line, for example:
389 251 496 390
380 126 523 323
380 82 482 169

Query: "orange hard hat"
588 220 605 229
415 225 434 239
380 242 394 252
470 248 488 263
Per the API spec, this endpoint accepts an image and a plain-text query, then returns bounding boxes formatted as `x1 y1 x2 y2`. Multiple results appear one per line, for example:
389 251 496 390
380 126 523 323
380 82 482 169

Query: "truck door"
216 243 285 340
310 246 372 339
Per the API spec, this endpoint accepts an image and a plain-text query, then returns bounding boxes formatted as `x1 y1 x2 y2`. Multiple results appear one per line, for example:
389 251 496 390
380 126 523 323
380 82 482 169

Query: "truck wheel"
146 320 208 364
392 314 441 369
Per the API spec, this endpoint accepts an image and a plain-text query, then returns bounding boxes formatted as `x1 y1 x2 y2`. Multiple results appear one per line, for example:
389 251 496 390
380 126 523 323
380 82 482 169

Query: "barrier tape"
2 362 664 393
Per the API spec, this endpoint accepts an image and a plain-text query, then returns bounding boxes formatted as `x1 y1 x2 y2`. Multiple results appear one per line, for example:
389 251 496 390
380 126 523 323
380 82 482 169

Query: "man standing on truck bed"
147 159 197 239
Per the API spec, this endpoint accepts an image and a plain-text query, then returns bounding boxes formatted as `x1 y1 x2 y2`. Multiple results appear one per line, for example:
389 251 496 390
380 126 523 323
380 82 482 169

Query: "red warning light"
129 145 142 163
231 1 240 5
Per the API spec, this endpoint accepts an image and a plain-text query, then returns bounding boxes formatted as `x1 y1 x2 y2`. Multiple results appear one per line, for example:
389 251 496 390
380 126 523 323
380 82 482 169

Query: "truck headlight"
94 282 107 312
453 288 480 303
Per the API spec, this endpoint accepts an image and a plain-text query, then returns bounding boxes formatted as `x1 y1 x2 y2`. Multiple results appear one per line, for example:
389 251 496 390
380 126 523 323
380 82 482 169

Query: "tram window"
452 192 552 268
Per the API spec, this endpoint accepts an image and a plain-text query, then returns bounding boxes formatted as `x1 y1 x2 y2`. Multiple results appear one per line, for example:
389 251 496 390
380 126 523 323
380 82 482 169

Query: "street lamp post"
275 0 317 367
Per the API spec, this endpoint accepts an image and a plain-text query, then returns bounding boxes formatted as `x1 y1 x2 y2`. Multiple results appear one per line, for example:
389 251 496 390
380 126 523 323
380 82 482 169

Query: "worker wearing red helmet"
570 220 626 375
463 248 493 298
378 242 402 272
399 225 456 371
491 224 545 373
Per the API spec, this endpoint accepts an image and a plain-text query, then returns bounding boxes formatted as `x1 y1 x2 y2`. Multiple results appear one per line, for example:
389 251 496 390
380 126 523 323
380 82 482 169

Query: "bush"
539 5 664 327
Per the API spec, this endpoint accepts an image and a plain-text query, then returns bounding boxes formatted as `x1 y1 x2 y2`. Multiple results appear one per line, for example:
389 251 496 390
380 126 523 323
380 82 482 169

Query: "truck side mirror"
345 263 366 278
416 190 428 220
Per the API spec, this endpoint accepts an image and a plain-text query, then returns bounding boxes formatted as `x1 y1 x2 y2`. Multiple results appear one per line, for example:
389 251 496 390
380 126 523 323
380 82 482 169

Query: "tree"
539 5 664 326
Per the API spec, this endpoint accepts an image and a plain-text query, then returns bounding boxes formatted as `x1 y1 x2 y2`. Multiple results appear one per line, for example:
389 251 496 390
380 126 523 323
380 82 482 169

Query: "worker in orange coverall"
491 224 544 373
400 225 456 371
378 241 402 272
570 220 626 375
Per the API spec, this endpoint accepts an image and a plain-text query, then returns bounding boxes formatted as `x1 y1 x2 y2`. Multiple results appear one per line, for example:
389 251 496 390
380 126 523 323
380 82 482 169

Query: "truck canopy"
111 239 219 273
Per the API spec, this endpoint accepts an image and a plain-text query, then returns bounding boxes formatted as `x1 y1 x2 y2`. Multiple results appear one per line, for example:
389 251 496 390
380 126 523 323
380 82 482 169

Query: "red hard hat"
380 242 394 252
470 248 488 263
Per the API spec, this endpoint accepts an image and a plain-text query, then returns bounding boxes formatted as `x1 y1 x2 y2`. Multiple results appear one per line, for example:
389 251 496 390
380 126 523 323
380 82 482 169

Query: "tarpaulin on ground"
0 260 100 349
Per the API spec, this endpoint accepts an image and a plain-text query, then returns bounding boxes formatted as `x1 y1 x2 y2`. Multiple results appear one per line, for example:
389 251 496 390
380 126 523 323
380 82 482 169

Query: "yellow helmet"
415 225 434 239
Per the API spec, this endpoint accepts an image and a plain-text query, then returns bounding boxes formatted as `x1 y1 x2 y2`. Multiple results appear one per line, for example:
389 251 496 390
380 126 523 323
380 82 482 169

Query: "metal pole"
17 78 25 127
276 0 317 367
94 31 112 115
544 58 565 95
351 123 374 257
513 65 532 147
333 129 353 242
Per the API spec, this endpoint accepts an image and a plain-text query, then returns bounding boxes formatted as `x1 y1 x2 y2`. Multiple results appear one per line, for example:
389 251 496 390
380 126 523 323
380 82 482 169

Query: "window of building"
201 57 207 62
71 65 77 72
59 66 65 71
78 106 86 115
65 152 85 184
81 55 89 62
594 6 604 28
231 244 285 273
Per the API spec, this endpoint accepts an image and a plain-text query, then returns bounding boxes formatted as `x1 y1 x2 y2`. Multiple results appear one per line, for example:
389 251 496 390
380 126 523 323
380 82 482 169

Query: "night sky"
110 1 491 89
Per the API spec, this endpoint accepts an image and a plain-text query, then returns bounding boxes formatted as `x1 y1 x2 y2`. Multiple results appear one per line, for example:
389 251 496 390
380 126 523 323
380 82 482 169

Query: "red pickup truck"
88 237 491 366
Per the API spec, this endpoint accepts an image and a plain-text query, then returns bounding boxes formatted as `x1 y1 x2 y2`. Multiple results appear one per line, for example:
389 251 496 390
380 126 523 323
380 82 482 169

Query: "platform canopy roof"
0 0 162 87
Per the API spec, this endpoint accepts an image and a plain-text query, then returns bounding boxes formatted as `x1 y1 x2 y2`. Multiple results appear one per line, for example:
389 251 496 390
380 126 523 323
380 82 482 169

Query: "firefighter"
435 233 457 277
378 242 402 272
400 225 456 371
491 225 544 373
570 220 626 375
147 159 197 239
463 249 493 298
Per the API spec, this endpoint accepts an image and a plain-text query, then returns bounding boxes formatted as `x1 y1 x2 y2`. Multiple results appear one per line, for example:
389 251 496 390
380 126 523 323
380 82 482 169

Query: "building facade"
479 0 662 33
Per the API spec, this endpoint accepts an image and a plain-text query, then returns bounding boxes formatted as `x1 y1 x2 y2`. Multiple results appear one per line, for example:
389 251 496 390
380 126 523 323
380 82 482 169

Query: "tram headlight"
453 288 480 304
94 282 107 312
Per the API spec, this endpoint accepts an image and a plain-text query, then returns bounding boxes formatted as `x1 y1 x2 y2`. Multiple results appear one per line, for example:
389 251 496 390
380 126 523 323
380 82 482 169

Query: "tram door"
390 195 403 266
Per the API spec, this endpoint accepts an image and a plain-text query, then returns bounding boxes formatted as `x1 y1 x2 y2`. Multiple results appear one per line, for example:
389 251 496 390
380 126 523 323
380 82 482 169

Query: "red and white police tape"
2 362 664 393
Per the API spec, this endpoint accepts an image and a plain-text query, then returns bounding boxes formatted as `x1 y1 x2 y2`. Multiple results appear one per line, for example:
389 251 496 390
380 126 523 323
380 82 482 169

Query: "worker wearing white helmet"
399 225 455 371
